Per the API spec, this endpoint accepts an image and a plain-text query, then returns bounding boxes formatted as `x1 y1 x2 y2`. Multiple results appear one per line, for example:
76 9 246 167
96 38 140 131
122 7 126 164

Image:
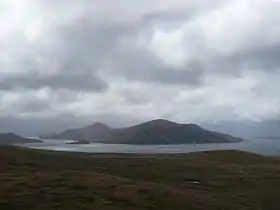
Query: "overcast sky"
0 0 280 135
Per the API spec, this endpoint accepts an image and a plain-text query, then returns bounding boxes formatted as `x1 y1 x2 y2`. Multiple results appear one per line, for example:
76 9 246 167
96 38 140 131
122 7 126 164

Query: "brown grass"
0 146 280 210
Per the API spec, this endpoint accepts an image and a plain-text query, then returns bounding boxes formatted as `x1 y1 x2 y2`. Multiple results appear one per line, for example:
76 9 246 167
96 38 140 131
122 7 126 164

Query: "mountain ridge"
40 119 243 144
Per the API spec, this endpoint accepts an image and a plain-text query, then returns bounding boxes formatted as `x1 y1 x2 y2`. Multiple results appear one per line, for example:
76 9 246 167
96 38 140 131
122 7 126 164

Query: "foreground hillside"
40 119 242 144
0 147 280 210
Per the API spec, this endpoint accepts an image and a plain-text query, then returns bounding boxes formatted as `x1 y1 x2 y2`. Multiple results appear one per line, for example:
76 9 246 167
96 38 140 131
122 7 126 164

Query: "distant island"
0 133 43 146
40 119 243 144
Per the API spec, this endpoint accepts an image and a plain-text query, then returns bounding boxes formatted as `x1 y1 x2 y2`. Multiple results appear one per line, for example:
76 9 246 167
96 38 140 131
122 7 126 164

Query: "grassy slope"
0 147 280 210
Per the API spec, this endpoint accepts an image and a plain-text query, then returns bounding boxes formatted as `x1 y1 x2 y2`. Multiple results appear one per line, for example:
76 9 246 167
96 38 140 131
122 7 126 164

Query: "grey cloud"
0 18 130 92
116 63 204 85
0 8 206 91
204 42 280 79
0 116 86 136
46 10 205 87
1 3 279 91
106 42 204 85
232 43 280 71
141 10 193 25
0 71 106 91
52 19 128 61
8 8 280 91
15 98 51 113
2 0 280 91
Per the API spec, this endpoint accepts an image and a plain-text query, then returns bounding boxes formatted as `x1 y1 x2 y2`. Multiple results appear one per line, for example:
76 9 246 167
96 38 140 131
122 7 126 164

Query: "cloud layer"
1 0 280 134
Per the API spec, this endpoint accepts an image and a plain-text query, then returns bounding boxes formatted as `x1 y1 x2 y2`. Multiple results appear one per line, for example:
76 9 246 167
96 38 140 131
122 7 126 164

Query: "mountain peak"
85 122 111 130
144 119 178 126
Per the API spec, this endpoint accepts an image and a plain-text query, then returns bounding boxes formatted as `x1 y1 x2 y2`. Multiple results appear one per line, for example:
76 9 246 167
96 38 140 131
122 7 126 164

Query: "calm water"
20 138 280 156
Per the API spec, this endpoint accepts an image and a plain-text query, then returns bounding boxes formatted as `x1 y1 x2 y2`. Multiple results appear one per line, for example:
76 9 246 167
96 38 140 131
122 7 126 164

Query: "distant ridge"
0 133 43 145
40 119 243 144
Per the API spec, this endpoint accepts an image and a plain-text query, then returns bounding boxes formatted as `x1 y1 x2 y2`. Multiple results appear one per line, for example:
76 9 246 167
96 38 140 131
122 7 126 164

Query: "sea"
19 137 280 156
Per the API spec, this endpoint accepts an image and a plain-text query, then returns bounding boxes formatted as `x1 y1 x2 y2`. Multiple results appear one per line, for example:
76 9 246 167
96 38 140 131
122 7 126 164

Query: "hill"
40 119 242 144
0 147 279 210
0 133 42 145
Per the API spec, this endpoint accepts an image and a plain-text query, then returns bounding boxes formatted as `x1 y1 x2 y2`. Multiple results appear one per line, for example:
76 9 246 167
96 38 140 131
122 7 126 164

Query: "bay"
19 137 280 156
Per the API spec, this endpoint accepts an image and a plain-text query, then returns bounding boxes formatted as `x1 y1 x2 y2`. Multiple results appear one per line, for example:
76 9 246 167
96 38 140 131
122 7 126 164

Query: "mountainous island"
40 119 243 144
0 133 42 145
